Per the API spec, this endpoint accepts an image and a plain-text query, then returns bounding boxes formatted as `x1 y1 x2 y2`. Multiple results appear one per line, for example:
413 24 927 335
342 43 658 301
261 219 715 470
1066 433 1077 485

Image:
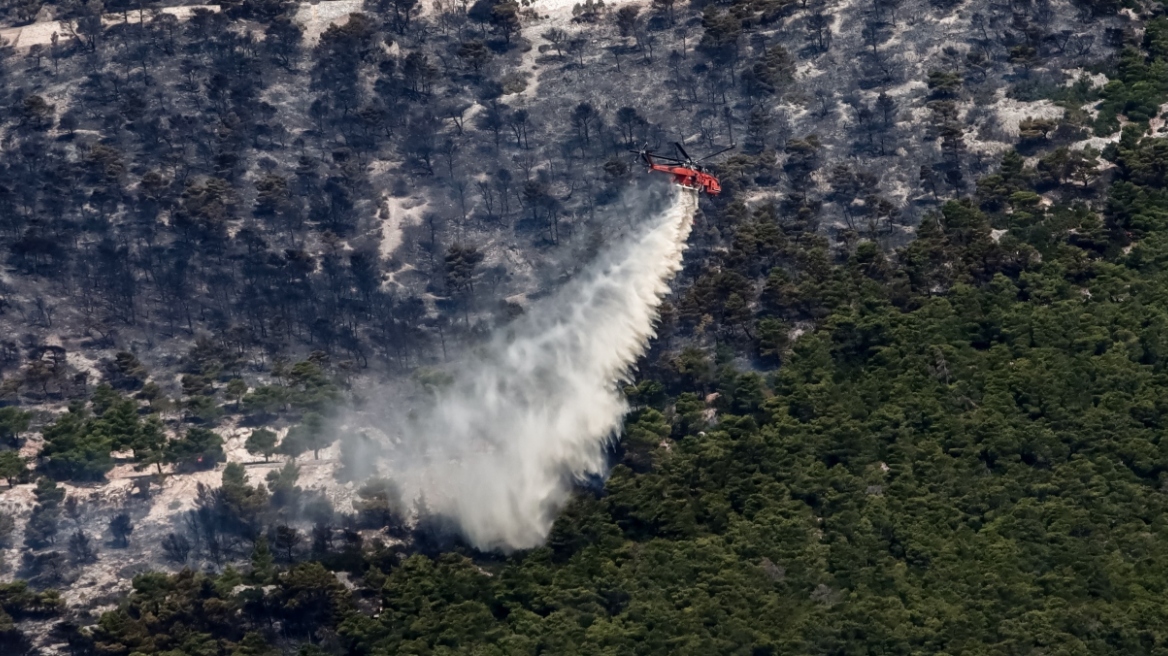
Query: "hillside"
0 0 1127 380
5 0 1168 652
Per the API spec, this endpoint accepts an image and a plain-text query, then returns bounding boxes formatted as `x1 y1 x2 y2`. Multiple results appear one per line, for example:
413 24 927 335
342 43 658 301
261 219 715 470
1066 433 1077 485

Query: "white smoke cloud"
364 187 698 551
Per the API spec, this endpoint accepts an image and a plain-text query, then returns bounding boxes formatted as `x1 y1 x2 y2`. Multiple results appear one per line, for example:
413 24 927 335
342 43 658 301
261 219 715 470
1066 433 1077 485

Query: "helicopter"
630 141 734 196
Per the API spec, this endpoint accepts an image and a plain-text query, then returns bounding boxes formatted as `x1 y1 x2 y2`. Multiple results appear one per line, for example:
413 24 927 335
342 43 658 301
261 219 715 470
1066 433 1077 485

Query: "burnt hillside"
0 0 1126 397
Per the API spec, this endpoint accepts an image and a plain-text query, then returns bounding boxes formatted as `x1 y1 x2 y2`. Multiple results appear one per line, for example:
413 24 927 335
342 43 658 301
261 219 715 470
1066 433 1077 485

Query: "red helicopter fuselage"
646 160 722 196
636 149 723 196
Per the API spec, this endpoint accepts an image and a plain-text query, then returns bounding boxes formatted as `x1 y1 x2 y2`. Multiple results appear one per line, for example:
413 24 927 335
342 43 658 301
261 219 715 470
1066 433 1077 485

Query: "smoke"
364 186 698 551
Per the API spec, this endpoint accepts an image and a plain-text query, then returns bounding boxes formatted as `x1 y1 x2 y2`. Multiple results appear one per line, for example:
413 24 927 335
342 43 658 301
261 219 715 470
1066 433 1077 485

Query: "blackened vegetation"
0 0 1127 405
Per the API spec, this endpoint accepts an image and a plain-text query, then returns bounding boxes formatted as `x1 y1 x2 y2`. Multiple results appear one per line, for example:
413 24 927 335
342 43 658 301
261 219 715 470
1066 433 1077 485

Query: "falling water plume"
371 187 698 550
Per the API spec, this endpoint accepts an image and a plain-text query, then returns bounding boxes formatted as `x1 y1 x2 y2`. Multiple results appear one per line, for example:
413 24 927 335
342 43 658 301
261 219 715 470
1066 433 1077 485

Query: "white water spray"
376 188 698 550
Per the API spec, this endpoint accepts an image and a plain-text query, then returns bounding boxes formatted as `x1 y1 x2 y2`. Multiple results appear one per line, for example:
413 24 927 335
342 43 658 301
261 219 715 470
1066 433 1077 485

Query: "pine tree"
246 428 278 463
67 530 97 564
0 451 26 486
132 416 168 474
278 413 330 460
266 462 300 508
109 513 134 548
250 535 275 582
0 407 30 447
24 478 64 549
165 427 225 472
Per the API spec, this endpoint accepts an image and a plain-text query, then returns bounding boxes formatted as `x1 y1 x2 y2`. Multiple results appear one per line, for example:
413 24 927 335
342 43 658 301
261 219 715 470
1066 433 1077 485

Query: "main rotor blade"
673 141 692 162
696 145 736 162
646 153 688 164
